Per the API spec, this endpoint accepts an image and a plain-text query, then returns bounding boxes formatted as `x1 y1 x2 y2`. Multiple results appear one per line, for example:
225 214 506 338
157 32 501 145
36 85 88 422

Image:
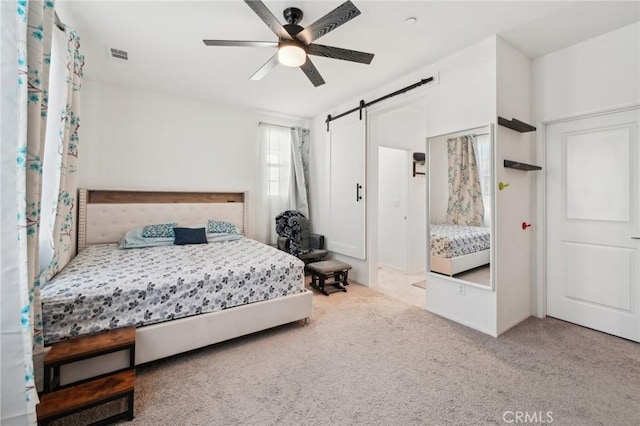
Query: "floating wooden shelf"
498 117 536 133
504 160 542 171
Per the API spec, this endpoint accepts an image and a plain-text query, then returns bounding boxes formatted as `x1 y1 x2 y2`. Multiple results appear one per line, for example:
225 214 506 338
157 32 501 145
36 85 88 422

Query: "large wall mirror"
426 124 494 289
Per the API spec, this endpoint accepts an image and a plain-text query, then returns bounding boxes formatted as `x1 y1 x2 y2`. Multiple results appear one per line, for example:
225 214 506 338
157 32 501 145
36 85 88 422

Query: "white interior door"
378 146 409 272
327 113 366 259
546 108 640 342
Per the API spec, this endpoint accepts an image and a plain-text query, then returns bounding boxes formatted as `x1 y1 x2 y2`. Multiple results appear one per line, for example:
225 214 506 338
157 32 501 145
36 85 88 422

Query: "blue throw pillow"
207 220 237 234
173 227 208 245
142 223 177 238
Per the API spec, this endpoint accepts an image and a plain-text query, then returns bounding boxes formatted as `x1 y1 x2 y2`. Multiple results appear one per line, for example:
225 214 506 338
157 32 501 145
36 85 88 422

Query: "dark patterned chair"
275 210 327 265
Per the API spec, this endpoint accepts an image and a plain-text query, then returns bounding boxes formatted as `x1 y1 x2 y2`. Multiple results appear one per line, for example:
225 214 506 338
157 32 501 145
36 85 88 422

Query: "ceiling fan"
203 0 374 87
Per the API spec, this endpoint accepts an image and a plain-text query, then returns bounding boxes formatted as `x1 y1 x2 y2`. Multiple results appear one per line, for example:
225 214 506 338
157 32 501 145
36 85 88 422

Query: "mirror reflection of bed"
428 125 492 287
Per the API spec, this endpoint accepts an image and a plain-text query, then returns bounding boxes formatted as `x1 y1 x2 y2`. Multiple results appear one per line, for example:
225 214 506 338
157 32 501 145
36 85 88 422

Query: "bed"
429 223 490 276
41 189 313 383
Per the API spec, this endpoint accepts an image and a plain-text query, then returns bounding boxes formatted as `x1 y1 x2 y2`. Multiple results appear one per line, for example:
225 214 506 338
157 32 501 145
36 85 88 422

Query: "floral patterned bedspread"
430 224 490 258
41 238 305 344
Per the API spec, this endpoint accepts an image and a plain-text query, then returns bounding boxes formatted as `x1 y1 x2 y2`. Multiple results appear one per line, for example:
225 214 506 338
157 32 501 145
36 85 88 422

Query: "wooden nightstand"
37 327 136 425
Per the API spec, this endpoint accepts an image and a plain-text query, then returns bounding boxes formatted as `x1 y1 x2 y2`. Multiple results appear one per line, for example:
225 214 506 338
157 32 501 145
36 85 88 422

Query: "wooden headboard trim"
86 190 244 204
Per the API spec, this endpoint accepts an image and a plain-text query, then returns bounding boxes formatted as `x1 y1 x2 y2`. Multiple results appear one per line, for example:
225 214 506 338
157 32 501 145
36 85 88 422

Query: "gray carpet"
55 284 639 425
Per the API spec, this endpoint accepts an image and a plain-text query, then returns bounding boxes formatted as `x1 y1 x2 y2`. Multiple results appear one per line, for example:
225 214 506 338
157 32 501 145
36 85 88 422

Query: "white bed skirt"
59 290 313 385
430 249 490 276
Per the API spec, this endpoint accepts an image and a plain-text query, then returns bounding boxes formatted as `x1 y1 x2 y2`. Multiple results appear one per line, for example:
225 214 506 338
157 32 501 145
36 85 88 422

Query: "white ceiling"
57 1 639 118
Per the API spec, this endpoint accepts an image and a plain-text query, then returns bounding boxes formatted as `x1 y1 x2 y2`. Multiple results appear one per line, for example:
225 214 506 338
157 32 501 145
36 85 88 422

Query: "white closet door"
327 113 366 260
546 108 639 342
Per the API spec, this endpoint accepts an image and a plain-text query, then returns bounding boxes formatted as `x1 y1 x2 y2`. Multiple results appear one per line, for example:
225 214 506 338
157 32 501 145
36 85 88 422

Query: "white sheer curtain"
256 124 293 244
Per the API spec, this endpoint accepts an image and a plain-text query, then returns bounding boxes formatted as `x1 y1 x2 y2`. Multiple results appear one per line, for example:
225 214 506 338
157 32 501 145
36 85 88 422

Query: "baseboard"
426 307 498 337
497 314 533 336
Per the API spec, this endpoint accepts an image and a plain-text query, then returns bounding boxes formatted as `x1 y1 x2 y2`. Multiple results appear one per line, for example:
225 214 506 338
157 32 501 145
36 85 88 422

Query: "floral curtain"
289 127 310 219
445 135 485 226
16 0 56 418
41 29 84 282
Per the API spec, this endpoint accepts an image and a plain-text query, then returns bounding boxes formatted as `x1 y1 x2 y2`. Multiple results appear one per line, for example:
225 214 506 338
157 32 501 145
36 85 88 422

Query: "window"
265 128 291 197
256 124 293 244
475 135 491 227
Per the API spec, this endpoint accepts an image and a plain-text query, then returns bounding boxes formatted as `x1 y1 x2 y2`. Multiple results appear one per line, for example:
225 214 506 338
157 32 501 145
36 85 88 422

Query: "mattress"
41 237 305 344
430 224 490 258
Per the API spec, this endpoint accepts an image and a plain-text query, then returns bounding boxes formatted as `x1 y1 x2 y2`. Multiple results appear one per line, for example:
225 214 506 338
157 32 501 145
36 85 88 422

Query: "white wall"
495 37 534 334
378 147 409 271
532 22 640 121
78 80 307 238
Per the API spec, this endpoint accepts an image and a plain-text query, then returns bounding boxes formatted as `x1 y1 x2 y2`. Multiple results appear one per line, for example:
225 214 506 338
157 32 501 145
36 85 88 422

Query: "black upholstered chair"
275 210 327 265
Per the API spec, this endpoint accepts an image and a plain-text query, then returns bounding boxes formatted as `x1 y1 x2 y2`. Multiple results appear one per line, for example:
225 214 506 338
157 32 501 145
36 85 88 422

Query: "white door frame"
535 102 640 318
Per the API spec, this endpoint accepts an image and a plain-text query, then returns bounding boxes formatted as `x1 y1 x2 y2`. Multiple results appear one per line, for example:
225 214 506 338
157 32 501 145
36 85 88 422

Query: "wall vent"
107 47 128 61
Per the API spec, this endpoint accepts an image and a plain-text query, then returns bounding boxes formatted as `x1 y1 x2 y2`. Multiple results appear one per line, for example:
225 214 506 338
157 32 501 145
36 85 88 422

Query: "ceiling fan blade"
307 44 374 64
300 57 325 87
203 40 278 48
250 53 279 81
297 1 361 45
244 0 292 40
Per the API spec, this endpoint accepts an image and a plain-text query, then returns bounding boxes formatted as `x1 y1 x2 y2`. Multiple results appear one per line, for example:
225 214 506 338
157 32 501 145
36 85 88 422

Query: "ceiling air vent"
107 46 128 61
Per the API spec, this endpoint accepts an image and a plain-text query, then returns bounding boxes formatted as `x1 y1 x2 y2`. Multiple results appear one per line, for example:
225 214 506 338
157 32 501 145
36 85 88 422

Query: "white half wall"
77 80 307 238
532 22 640 122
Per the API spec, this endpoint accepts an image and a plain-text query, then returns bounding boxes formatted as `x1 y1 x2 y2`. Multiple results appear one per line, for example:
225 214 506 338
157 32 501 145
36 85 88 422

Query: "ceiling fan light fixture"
278 43 306 67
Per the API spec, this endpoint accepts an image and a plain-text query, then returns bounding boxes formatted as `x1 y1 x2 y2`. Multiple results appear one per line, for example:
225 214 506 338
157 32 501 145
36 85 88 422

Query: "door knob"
522 222 531 230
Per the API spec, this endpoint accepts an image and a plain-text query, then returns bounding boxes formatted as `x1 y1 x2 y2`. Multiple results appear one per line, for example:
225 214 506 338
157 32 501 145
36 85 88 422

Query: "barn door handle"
356 183 363 202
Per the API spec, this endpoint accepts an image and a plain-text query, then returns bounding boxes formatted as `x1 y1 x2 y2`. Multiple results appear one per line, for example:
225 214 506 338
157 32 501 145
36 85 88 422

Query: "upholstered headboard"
77 189 249 250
